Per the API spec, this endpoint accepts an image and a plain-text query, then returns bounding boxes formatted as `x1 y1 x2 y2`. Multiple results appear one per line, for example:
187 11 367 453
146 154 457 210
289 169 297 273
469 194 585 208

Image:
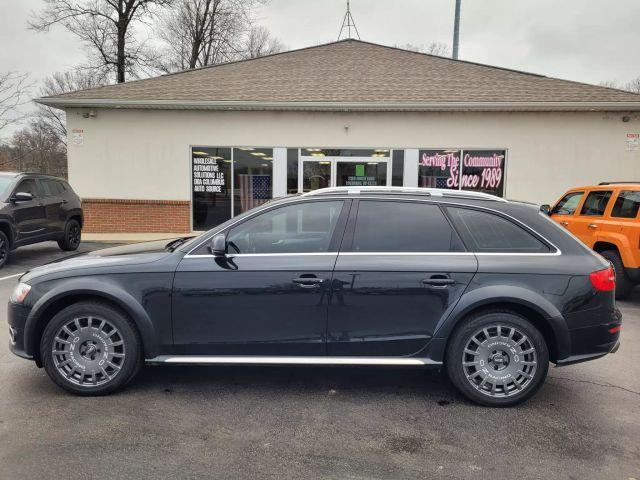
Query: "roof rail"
301 186 507 202
598 181 640 185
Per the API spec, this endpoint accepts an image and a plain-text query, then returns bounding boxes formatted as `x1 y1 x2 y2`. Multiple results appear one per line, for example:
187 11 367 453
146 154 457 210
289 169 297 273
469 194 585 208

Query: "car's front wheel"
40 301 142 395
446 310 549 407
57 219 81 251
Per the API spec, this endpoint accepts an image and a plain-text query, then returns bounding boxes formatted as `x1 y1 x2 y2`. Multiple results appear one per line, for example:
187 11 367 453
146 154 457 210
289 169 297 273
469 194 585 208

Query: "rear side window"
351 201 464 252
580 190 612 216
447 207 550 253
611 190 640 219
551 191 583 215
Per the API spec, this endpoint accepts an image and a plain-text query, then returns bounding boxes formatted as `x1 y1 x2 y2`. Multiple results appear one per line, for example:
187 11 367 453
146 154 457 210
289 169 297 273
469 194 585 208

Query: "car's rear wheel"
0 230 9 268
446 310 549 407
600 250 633 299
58 219 81 251
40 301 142 395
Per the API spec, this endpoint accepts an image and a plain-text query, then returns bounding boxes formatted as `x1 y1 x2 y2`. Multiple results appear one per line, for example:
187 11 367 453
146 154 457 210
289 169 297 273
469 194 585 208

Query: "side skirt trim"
146 355 441 366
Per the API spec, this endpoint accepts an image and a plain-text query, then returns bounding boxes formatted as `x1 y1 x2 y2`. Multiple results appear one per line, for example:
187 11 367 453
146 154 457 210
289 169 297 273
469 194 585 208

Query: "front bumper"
556 308 622 367
7 301 34 360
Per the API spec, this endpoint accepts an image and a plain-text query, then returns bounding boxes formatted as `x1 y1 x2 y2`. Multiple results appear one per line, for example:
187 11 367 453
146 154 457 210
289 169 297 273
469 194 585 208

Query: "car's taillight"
589 267 616 291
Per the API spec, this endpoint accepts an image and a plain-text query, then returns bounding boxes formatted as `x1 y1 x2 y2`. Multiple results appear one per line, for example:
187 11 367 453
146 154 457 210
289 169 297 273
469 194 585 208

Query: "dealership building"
37 39 640 233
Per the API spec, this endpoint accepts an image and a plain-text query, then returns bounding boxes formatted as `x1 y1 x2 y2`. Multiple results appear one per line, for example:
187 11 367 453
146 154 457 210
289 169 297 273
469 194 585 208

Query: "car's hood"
21 239 181 283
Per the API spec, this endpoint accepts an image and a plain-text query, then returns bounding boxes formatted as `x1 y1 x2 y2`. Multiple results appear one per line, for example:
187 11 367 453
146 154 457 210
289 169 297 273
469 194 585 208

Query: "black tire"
446 310 549 407
0 230 9 269
40 301 142 395
57 219 81 251
600 250 633 300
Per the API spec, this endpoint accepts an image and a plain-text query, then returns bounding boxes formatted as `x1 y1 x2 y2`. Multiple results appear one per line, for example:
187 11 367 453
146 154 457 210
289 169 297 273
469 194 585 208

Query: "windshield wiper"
165 237 192 252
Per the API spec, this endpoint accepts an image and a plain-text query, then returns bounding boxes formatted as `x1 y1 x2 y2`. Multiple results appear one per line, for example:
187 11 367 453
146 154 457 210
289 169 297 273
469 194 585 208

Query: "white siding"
66 108 640 205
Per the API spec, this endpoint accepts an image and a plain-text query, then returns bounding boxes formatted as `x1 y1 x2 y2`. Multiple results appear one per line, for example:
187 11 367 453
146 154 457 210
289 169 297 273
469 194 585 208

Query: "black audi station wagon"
8 187 621 406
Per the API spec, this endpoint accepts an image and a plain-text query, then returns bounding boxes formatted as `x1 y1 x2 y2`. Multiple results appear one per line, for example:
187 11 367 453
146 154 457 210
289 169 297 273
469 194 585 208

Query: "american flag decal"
239 174 271 212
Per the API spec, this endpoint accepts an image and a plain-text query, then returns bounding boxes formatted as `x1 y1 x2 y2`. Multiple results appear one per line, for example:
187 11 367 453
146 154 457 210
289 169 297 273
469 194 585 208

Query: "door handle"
560 221 569 227
588 224 598 229
422 276 455 287
60 199 68 204
292 277 324 288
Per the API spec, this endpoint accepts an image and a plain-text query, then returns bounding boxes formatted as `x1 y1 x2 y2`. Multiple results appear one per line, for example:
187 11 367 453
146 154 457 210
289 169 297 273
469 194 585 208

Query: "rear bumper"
556 308 622 367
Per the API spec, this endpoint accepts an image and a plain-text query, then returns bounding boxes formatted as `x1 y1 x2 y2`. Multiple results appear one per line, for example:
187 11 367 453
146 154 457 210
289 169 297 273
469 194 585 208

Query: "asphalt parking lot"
0 243 638 480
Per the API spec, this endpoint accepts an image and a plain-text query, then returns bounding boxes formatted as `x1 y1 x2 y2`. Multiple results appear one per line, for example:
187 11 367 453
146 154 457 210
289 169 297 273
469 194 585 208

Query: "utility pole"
338 0 361 40
452 0 461 59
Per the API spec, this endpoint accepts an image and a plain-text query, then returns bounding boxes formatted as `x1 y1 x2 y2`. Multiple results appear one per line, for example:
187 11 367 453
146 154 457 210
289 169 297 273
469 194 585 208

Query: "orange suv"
550 182 640 298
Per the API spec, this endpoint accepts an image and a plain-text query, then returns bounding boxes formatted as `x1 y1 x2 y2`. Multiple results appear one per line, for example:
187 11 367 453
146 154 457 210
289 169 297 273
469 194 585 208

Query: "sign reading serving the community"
418 149 506 197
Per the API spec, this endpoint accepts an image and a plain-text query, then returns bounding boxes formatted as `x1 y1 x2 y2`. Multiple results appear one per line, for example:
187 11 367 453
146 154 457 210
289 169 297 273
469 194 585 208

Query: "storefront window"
460 150 505 197
302 161 331 192
301 148 389 158
287 148 299 195
233 148 273 217
418 149 506 197
392 150 404 187
192 146 273 230
192 147 232 231
419 150 461 189
336 161 387 187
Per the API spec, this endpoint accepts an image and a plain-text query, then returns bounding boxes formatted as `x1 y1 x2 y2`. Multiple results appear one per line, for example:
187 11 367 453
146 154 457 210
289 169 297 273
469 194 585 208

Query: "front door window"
335 161 387 187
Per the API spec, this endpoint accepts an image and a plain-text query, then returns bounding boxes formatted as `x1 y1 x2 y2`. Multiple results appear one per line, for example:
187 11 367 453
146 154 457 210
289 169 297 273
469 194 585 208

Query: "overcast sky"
2 0 640 135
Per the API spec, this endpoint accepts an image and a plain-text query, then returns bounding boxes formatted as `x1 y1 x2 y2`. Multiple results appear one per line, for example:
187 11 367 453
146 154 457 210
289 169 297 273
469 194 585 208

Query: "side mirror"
540 204 551 215
209 234 226 257
11 192 33 203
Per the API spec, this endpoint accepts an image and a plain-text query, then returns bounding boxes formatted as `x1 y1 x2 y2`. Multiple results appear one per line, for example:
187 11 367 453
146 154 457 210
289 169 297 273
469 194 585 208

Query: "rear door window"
611 190 640 219
447 207 551 253
579 190 612 216
551 191 583 215
350 200 464 252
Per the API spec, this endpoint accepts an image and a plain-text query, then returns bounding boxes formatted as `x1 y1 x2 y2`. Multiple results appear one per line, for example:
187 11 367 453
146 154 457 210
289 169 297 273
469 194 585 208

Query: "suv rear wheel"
58 219 81 251
446 310 549 407
40 301 142 395
600 250 633 299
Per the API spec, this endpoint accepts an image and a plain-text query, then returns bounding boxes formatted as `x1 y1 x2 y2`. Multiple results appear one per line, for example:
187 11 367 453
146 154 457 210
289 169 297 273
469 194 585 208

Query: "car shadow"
130 364 464 401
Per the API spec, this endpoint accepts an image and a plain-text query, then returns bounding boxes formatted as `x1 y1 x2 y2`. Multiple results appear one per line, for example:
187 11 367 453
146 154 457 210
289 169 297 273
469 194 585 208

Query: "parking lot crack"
549 375 640 397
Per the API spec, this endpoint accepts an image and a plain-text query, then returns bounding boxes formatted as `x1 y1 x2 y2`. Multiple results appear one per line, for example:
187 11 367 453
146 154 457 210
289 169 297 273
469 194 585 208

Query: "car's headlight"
10 283 31 304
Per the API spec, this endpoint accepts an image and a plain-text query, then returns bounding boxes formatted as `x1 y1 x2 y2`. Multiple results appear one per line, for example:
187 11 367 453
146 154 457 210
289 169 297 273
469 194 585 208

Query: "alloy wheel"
52 316 126 387
68 224 81 248
461 324 538 398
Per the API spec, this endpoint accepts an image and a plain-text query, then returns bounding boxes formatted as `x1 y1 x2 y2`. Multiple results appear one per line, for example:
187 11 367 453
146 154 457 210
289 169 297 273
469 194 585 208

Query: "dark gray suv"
0 172 83 268
8 187 620 406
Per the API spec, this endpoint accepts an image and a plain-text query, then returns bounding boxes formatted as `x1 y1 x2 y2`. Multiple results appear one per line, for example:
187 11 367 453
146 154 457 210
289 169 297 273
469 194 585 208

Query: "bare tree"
396 41 451 58
599 78 640 94
0 72 32 133
156 0 251 72
30 0 171 83
241 25 284 59
6 119 67 177
37 70 106 146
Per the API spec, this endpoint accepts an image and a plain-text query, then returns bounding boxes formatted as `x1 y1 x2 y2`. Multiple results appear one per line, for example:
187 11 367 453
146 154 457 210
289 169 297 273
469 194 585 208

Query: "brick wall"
82 198 191 233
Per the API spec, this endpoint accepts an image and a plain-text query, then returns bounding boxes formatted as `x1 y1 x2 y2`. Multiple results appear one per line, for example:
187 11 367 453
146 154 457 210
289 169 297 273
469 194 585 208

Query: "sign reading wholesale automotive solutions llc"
418 149 506 197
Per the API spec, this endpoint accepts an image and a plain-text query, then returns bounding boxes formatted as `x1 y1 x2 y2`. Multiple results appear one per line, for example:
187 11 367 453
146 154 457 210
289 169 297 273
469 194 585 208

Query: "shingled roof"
37 39 640 112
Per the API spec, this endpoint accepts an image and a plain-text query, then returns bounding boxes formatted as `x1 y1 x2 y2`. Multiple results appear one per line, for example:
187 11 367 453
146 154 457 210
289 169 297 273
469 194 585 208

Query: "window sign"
192 147 232 230
418 149 506 197
461 150 505 197
418 150 461 189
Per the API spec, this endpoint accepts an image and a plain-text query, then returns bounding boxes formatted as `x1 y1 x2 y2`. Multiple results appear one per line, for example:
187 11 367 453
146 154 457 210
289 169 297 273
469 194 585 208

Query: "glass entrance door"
335 159 388 187
300 157 390 192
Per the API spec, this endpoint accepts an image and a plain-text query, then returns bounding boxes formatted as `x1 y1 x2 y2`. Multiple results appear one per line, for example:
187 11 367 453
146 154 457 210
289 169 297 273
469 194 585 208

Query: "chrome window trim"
146 355 440 366
184 194 562 257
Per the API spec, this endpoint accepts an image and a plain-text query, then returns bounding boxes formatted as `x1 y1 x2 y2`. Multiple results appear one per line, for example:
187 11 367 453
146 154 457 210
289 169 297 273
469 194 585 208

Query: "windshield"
0 176 15 198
